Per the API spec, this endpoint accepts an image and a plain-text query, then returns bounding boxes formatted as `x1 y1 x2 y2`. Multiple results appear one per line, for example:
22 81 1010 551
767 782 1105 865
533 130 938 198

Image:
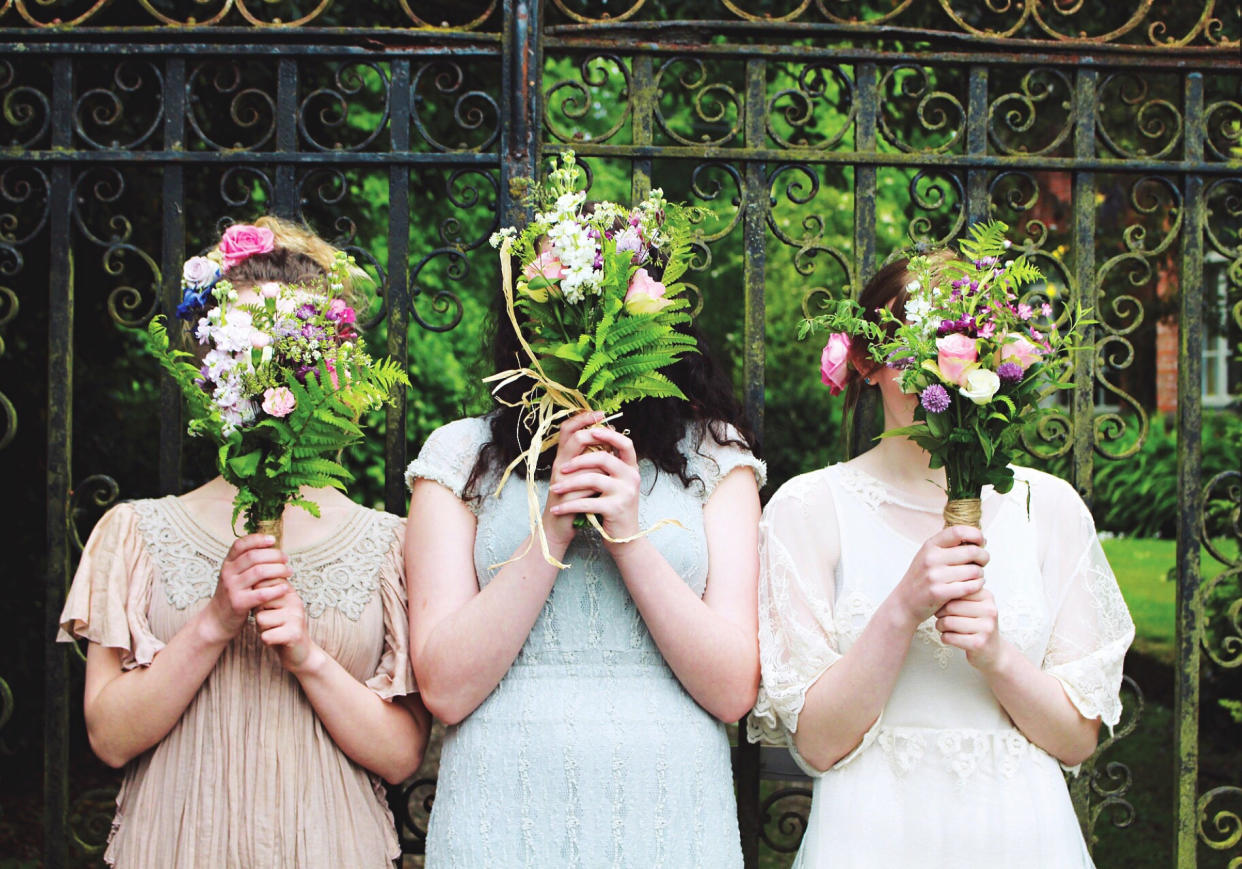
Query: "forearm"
292 645 430 784
84 610 230 767
612 539 758 722
982 641 1101 765
792 595 917 772
415 533 566 724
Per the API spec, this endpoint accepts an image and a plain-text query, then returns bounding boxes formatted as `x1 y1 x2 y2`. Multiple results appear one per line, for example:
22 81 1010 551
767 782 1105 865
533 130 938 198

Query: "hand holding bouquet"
487 150 700 566
147 227 407 542
802 220 1088 527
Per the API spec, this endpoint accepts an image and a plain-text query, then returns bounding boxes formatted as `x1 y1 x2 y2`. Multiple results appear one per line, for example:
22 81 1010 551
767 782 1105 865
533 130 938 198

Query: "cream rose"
958 368 1001 405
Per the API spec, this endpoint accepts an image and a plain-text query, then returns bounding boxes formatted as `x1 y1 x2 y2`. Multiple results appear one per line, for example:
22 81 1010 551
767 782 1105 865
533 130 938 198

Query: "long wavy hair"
463 256 757 503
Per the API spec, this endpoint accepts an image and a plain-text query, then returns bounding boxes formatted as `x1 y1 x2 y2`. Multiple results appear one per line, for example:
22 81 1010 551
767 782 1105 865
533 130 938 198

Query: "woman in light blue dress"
405 307 764 867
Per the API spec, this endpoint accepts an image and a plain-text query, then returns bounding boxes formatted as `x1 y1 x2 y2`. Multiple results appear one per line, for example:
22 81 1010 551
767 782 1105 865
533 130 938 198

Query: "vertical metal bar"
1174 70 1205 869
274 58 298 218
43 55 73 869
1070 68 1097 504
965 65 989 225
736 56 767 869
849 61 878 458
385 58 412 515
500 0 543 227
160 56 187 495
630 54 654 204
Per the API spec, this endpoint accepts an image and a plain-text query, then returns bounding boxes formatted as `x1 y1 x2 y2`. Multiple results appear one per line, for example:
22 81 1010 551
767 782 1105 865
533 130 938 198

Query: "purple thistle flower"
921 384 951 414
997 362 1023 383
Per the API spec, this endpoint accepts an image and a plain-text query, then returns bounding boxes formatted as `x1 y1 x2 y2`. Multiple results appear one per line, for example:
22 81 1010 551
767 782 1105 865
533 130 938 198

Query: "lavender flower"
921 384 951 414
997 362 1023 383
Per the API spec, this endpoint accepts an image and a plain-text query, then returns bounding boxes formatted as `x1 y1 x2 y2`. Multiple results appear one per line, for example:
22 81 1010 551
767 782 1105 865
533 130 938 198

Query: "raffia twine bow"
482 240 682 570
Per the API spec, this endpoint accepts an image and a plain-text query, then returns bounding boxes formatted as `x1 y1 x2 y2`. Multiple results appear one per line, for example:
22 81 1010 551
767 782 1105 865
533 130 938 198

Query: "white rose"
958 368 1001 405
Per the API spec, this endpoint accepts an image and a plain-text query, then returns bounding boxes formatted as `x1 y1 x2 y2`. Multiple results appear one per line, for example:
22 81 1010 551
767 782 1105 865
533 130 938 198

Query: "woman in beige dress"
57 218 430 868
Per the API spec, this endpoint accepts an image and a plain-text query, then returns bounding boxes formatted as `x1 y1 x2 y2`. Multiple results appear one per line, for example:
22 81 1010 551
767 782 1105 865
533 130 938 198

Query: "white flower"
959 368 1001 405
489 226 517 249
905 279 921 293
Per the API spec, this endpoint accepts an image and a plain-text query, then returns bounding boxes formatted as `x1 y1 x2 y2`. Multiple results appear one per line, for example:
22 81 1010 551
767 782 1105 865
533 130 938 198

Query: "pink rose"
820 332 851 396
624 267 671 314
936 333 978 386
523 251 567 282
250 331 271 348
261 386 296 418
258 281 281 299
219 224 276 271
998 334 1043 371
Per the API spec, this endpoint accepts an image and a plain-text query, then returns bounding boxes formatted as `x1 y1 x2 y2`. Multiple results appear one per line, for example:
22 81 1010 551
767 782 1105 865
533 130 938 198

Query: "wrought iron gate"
2 1 1241 866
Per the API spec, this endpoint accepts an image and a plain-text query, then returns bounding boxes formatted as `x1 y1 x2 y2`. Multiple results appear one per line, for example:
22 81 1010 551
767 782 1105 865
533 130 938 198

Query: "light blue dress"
406 416 765 869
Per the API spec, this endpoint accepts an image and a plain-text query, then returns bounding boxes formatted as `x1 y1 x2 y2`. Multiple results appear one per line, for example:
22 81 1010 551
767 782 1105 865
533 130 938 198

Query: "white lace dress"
748 463 1134 868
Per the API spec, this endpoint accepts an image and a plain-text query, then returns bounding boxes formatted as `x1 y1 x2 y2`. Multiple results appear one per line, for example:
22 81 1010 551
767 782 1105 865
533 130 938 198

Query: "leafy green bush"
1084 411 1242 538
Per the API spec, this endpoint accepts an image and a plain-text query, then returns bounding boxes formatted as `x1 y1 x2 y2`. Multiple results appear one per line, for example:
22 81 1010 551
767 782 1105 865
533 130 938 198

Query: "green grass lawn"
1102 536 1238 664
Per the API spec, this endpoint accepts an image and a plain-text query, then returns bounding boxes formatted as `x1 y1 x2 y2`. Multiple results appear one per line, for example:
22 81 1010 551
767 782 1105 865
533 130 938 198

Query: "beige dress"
58 496 415 869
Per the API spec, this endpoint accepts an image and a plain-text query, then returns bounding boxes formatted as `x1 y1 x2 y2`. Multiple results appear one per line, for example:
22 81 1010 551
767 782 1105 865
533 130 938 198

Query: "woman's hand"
204 534 292 643
892 525 989 630
548 425 641 549
541 410 609 547
936 589 1005 671
255 586 318 673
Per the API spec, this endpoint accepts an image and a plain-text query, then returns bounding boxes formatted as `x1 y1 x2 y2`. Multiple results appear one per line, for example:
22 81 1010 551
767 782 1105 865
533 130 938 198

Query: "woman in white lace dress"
58 219 430 868
749 256 1135 868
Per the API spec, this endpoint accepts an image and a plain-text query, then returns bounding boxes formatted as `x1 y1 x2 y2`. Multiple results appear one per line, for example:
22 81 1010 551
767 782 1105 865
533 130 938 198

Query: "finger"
559 411 607 447
560 451 633 480
227 547 290 575
552 496 622 516
225 532 280 560
934 615 979 634
550 471 613 496
938 632 973 651
586 427 638 467
935 544 989 567
932 525 985 549
930 563 984 584
253 608 285 630
239 581 290 609
236 561 294 589
934 595 992 618
259 624 298 647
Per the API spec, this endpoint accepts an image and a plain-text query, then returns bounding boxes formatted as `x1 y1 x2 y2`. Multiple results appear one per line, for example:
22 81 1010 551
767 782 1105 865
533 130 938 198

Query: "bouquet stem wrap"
942 498 982 529
484 240 681 570
256 517 284 550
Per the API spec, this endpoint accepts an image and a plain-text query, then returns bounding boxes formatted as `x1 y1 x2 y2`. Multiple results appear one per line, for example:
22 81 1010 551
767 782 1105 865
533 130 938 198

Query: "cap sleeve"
748 472 872 776
1038 475 1135 733
686 421 766 501
405 417 492 506
58 502 165 669
365 515 417 700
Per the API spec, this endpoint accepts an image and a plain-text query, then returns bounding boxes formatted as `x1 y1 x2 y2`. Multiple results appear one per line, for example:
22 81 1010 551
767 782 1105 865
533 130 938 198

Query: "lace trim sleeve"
1040 485 1135 735
687 422 766 502
57 502 165 669
405 417 491 510
747 477 841 774
365 515 418 700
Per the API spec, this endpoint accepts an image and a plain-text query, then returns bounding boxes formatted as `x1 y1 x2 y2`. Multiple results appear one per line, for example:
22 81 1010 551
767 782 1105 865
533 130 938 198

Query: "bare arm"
789 525 988 772
407 412 603 725
83 534 292 768
606 465 761 723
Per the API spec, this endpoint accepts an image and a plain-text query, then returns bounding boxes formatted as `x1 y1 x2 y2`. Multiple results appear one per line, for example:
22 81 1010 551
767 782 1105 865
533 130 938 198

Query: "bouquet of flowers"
486 150 699 565
147 228 407 544
802 220 1087 527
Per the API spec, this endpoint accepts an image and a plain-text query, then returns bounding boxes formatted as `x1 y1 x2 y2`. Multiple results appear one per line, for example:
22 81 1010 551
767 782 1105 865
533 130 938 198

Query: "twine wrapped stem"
942 498 982 529
255 517 284 550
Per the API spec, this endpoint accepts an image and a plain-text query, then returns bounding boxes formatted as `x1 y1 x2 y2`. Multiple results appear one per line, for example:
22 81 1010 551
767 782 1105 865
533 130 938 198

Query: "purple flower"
974 256 998 269
951 278 968 289
936 319 959 336
301 324 326 340
969 280 979 293
296 303 317 321
921 384 951 414
997 362 1023 383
